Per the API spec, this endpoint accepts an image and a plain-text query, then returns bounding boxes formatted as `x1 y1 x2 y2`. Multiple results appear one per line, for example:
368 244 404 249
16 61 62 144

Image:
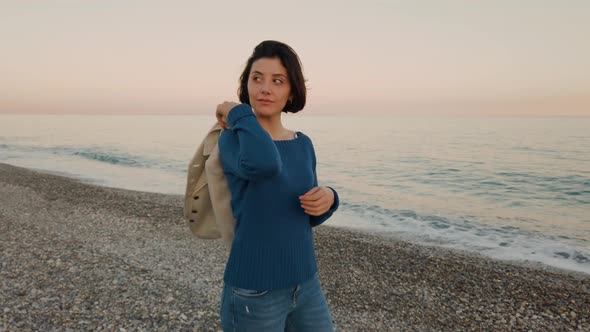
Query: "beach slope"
0 163 588 331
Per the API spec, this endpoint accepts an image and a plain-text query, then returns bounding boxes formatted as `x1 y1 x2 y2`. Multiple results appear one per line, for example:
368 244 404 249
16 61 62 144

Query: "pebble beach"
1 162 589 331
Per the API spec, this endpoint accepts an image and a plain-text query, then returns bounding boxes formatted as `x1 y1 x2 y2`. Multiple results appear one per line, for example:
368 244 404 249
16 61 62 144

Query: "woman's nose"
261 81 271 94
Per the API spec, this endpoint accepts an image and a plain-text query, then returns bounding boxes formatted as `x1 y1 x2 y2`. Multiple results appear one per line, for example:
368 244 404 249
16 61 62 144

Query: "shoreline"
345 227 590 279
1 162 589 331
11 162 590 278
9 163 590 278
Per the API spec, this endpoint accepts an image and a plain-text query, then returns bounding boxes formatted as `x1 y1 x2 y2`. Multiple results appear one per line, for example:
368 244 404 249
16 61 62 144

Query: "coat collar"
203 122 223 156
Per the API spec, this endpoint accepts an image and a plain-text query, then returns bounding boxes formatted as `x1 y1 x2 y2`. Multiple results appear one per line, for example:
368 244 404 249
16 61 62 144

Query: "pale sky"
1 0 589 116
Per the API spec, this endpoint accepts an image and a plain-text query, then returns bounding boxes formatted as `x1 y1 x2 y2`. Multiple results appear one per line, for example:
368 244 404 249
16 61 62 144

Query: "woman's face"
247 57 291 117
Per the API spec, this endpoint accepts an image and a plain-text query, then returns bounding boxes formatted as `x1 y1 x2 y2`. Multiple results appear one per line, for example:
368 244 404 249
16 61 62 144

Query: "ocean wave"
70 149 144 167
0 143 184 172
337 201 590 274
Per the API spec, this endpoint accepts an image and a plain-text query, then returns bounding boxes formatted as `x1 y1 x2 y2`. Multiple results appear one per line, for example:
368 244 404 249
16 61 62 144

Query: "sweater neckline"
272 131 301 143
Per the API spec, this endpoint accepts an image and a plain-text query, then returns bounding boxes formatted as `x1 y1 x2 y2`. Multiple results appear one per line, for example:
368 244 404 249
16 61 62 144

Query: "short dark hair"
238 40 306 113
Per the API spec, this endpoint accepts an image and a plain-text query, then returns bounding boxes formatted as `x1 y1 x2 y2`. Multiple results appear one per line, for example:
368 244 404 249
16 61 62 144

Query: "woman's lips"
257 99 274 105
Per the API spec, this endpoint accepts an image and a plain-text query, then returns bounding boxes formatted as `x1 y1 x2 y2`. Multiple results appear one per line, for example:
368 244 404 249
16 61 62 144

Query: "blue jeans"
220 272 334 331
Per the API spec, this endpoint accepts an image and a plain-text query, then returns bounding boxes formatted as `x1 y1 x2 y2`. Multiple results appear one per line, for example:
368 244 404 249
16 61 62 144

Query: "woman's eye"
274 79 283 84
252 77 261 82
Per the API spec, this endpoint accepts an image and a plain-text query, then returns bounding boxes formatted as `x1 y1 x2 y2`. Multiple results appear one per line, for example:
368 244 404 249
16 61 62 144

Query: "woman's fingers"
301 196 329 215
300 186 335 216
303 207 325 215
215 102 236 129
215 115 226 129
301 196 326 208
305 186 322 197
299 186 323 201
300 187 326 207
216 101 238 118
303 206 327 216
216 112 227 127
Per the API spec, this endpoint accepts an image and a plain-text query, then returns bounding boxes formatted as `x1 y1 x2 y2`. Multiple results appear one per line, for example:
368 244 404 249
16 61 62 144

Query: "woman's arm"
306 176 340 228
300 143 340 227
217 104 282 181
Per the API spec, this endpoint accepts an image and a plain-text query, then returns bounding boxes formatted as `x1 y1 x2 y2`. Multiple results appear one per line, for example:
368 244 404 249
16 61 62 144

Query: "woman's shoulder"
295 132 317 158
295 131 314 145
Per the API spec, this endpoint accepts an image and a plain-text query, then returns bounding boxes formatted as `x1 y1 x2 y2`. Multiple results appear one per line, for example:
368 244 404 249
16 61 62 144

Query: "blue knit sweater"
217 104 339 291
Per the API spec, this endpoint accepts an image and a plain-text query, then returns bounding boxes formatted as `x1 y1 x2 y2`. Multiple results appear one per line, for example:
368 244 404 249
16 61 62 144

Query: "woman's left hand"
216 101 239 129
299 186 334 216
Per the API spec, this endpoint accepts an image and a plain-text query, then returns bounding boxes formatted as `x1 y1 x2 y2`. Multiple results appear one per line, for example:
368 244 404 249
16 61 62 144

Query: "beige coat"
184 122 235 250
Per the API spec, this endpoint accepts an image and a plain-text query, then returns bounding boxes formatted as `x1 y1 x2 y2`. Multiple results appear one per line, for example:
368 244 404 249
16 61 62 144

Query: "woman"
215 40 339 331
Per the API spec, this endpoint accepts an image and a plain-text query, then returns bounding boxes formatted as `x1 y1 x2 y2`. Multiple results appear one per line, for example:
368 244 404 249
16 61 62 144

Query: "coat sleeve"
218 104 282 181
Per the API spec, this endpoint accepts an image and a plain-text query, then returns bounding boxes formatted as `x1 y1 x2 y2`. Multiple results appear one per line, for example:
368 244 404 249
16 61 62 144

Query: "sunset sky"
1 0 589 116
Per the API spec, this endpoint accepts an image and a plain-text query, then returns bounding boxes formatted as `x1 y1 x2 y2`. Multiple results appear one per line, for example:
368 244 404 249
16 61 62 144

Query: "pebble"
1 162 589 331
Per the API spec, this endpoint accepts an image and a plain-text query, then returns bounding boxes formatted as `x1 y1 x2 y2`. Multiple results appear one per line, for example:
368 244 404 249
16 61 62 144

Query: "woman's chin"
253 105 280 117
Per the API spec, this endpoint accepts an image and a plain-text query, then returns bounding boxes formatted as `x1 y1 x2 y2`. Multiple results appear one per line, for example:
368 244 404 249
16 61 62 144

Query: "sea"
1 114 589 274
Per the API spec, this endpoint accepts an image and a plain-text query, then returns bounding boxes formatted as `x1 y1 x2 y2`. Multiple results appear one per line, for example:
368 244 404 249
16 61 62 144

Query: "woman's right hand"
216 101 239 129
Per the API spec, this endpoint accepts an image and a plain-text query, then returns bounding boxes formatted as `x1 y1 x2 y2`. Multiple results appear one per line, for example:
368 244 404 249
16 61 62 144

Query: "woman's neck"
256 114 289 140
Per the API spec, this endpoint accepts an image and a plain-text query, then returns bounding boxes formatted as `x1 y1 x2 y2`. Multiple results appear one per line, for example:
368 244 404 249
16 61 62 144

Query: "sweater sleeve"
309 143 339 227
217 104 282 181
